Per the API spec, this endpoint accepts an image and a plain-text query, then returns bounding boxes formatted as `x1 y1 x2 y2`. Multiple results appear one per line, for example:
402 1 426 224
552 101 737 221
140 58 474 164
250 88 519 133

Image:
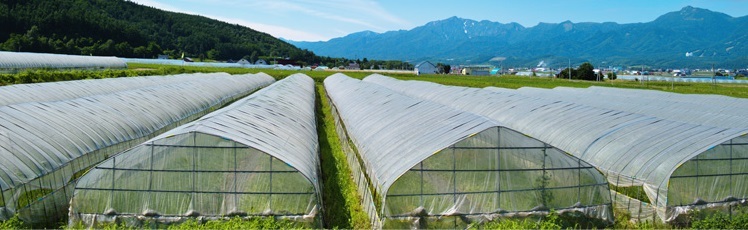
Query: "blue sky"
130 0 748 42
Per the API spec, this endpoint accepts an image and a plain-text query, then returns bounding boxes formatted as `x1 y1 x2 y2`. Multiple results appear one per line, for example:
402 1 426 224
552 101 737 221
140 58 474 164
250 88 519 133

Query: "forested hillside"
0 0 320 63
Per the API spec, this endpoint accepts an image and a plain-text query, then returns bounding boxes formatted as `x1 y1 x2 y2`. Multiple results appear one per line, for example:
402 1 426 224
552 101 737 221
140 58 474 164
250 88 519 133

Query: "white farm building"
414 61 437 75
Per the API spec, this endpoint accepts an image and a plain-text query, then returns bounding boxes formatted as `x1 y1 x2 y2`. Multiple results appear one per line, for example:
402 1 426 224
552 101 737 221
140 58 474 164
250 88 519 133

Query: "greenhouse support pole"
38 177 49 220
496 127 501 210
654 186 660 223
147 143 155 211
234 142 238 208
192 132 197 208
110 157 116 212
695 155 699 202
269 156 273 209
577 155 581 203
729 140 734 205
420 162 424 207
452 146 457 205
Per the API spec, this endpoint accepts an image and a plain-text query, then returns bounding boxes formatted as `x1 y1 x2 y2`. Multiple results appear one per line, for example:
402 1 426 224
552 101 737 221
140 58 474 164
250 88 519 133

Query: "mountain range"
290 6 748 68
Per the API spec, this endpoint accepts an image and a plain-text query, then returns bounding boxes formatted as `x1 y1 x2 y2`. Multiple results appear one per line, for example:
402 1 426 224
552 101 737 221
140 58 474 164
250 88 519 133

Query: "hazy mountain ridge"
291 6 748 68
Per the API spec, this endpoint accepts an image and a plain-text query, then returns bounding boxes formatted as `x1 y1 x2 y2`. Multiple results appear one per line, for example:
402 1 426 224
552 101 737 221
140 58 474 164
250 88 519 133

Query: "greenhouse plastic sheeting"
363 74 748 222
326 74 612 228
0 51 127 70
70 74 319 227
0 73 274 225
497 86 748 129
0 73 233 106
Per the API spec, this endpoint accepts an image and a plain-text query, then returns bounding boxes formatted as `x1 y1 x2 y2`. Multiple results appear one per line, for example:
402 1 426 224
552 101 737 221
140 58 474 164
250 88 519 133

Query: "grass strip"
315 84 371 229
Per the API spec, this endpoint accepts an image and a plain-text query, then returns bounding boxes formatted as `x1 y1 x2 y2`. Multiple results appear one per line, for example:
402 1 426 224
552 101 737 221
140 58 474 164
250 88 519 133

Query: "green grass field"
2 64 748 229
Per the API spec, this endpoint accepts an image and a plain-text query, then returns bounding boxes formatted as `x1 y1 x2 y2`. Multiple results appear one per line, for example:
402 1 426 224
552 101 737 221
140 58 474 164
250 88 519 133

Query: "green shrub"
473 213 562 229
607 72 617 80
167 217 302 230
0 215 26 229
691 206 748 229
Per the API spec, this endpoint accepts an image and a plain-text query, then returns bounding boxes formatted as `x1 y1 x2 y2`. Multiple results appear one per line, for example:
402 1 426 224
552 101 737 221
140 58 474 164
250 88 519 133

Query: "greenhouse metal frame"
0 73 274 225
364 74 748 223
70 74 320 228
325 74 612 228
0 51 127 71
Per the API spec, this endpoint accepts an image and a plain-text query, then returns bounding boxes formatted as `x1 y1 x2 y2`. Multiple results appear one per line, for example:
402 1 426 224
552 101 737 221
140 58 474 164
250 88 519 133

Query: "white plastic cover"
501 86 748 128
0 73 232 106
363 74 748 222
71 74 319 225
0 73 274 223
326 74 612 227
326 74 497 193
0 51 127 70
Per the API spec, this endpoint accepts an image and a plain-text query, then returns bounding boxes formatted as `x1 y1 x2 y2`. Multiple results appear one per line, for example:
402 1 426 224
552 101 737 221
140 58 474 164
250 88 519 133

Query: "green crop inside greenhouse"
70 74 320 228
324 74 612 229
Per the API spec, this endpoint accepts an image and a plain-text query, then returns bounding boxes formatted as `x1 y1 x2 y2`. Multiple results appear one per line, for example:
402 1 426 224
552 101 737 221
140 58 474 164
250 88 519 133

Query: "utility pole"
568 58 571 81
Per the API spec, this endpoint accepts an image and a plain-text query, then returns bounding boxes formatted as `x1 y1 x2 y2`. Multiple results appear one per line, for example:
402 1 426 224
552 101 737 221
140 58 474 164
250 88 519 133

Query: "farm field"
1 64 748 229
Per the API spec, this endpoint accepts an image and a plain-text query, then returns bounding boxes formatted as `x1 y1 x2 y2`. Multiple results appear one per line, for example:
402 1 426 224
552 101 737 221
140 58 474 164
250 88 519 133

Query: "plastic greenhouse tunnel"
70 74 320 228
0 73 236 106
324 74 613 229
363 74 748 224
0 73 274 226
502 86 748 129
0 51 127 71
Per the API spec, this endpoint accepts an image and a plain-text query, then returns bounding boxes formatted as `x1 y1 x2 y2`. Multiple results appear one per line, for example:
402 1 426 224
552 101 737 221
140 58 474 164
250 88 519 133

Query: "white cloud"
127 0 410 41
128 0 329 41
212 16 329 42
232 0 409 32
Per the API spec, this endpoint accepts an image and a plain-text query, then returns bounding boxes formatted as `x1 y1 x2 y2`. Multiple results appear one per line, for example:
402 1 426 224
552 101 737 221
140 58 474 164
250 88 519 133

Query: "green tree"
558 68 576 79
146 41 162 57
607 72 617 80
249 51 258 63
577 62 596 81
133 46 148 58
206 48 220 60
115 42 134 57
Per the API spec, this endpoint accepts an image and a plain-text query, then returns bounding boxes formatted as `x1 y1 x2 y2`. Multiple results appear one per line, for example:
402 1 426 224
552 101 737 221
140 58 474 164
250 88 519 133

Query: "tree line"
556 62 614 81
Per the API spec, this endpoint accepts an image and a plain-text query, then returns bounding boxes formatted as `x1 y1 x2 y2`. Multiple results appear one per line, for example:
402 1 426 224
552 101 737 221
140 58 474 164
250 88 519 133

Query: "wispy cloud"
230 0 409 31
129 0 329 41
212 16 330 41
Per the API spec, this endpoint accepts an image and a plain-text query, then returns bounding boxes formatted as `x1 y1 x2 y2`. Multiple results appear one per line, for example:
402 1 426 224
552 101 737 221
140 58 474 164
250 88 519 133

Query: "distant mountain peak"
655 5 732 23
430 16 473 25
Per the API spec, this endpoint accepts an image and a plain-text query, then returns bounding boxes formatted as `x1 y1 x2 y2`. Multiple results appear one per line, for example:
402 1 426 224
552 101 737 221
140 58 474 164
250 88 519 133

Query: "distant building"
450 66 463 75
346 62 360 70
461 65 491 76
255 59 267 65
414 61 437 75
